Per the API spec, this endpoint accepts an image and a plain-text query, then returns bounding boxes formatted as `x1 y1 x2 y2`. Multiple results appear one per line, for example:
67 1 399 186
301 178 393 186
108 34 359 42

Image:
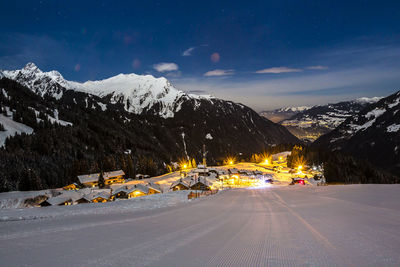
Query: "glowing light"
279 157 283 161
229 161 233 165
264 159 269 164
183 164 187 169
298 165 303 170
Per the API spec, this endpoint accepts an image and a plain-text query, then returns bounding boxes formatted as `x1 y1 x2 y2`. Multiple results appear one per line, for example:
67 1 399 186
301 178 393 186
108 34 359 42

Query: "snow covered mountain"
1 63 212 118
262 97 382 143
314 90 400 175
260 106 312 123
0 63 299 191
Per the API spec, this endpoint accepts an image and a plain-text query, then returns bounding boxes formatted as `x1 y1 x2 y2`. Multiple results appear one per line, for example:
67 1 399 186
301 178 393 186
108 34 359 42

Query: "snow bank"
0 191 189 222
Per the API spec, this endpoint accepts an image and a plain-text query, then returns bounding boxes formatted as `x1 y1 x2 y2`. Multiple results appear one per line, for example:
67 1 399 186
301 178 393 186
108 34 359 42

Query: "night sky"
1 0 400 110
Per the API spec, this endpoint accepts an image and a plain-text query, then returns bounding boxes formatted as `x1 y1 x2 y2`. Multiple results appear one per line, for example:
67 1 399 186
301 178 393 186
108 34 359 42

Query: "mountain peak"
23 62 39 71
1 62 214 118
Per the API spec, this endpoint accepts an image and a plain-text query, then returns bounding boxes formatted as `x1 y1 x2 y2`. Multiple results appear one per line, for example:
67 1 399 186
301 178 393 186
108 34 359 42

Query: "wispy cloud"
182 47 195 56
204 69 235 76
255 67 302 74
307 65 328 70
174 63 400 110
153 62 179 72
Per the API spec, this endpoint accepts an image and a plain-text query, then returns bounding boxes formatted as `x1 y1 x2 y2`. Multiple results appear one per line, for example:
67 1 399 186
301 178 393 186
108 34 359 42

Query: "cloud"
165 71 182 78
182 47 195 56
186 89 207 94
255 67 302 74
204 69 235 76
153 62 179 72
174 64 400 111
307 65 328 70
210 52 220 63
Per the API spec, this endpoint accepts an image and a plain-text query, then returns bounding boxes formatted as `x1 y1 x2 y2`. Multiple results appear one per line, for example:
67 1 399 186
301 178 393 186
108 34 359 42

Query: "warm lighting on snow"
279 156 283 161
298 165 303 170
224 156 236 165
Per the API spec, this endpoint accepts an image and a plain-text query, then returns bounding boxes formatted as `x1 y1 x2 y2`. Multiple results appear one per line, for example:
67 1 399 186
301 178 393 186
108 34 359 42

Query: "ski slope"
0 185 399 266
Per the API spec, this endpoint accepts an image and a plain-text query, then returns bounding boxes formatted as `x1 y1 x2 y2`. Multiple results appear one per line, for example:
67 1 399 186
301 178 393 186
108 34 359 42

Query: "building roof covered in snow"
171 178 191 188
127 184 149 194
190 176 212 187
147 182 162 193
77 170 125 184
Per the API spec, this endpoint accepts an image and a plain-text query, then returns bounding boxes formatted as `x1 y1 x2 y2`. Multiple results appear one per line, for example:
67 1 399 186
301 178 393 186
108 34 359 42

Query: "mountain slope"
0 64 299 191
260 106 312 123
2 63 213 118
262 98 381 143
313 91 400 175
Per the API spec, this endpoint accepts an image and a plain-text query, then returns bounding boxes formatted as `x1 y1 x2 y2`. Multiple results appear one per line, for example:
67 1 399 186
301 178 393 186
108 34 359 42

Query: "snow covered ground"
0 113 34 147
1 185 399 266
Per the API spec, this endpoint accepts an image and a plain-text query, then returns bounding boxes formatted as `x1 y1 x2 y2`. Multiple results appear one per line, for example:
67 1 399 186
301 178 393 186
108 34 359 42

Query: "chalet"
40 195 73 207
171 178 190 191
190 176 212 191
146 182 162 194
63 183 79 190
110 186 130 200
217 170 229 179
77 170 125 187
192 165 209 176
85 192 110 203
75 196 91 204
126 184 149 198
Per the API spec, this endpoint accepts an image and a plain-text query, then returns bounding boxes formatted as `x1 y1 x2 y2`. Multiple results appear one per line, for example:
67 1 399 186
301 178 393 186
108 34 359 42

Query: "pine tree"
98 170 105 188
0 123 5 131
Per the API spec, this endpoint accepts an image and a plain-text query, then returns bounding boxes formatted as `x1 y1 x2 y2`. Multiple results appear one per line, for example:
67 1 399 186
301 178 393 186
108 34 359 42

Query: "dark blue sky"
1 0 400 109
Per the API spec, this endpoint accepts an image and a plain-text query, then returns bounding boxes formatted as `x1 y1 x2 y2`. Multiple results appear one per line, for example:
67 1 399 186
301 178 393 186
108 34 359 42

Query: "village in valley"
27 150 326 208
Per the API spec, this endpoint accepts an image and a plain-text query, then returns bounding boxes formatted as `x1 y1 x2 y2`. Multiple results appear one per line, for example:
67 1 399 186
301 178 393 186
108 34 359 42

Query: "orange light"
264 159 269 164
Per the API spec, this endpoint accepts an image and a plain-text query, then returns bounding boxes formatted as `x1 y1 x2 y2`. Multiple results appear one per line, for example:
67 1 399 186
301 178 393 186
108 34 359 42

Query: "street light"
298 165 303 171
264 159 269 164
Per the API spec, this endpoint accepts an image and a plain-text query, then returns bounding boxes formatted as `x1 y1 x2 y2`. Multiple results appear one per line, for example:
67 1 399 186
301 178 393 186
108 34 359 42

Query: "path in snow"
0 185 399 266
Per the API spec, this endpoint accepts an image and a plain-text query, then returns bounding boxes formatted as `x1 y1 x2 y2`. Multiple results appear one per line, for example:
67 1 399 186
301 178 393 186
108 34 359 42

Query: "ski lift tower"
200 144 209 177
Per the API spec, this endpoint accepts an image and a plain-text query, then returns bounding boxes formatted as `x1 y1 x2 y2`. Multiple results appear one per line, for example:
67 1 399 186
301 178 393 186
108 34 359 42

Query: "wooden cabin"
63 183 78 190
146 182 162 194
75 197 90 204
40 196 73 207
111 186 129 200
77 170 125 187
91 194 109 203
126 184 149 198
171 179 190 191
190 177 212 191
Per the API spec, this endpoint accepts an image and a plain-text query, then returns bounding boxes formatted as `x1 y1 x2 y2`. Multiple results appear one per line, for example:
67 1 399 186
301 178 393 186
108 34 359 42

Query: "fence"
188 189 219 199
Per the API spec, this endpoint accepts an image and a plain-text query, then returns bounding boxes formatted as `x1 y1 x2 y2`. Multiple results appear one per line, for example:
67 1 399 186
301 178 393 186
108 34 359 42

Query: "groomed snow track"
0 185 400 266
